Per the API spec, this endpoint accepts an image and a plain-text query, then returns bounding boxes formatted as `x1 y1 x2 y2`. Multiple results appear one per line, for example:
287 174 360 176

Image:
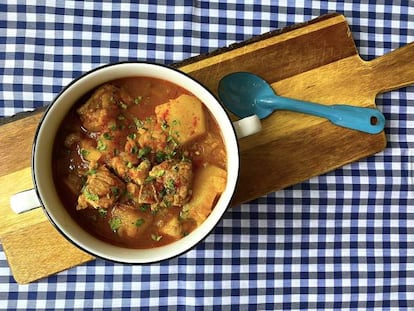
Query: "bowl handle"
10 189 41 214
232 115 262 139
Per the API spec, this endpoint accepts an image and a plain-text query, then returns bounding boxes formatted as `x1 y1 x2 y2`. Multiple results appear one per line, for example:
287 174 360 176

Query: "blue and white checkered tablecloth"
1 1 413 310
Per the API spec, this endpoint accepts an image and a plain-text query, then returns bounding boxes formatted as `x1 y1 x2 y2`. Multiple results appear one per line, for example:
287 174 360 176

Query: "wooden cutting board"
1 13 413 284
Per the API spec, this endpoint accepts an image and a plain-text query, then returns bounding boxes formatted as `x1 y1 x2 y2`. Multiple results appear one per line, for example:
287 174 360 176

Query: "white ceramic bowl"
32 62 241 263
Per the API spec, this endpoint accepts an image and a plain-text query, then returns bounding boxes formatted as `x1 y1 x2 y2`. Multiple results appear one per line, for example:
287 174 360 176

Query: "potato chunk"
155 94 207 145
181 164 227 226
158 216 182 239
110 203 153 238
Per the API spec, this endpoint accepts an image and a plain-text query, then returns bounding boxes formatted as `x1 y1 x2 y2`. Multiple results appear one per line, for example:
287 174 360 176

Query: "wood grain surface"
1 13 413 284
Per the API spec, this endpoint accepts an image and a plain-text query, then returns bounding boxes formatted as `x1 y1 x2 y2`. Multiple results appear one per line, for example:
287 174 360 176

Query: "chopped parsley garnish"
181 155 191 163
134 96 142 104
151 233 162 241
134 118 144 129
162 198 172 208
96 140 107 151
179 209 189 220
98 208 107 217
167 149 177 159
120 102 128 110
138 147 151 159
125 191 133 199
80 149 89 157
134 218 145 227
87 168 97 175
84 189 99 201
154 169 165 177
155 151 167 163
171 119 180 126
165 179 176 192
109 217 122 232
103 132 112 140
160 120 169 131
167 135 179 148
110 186 119 196
145 175 156 183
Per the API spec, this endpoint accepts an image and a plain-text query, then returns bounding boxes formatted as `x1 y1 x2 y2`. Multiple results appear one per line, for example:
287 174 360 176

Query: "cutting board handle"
368 41 414 94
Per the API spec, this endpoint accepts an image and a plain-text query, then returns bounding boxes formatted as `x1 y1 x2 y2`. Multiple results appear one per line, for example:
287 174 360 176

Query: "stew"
53 77 227 249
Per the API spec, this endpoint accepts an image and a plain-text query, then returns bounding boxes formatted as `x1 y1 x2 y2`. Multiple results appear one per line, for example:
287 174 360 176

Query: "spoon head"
218 72 275 119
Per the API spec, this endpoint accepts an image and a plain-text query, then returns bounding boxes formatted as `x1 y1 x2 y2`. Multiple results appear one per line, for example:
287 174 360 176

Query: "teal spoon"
218 72 385 134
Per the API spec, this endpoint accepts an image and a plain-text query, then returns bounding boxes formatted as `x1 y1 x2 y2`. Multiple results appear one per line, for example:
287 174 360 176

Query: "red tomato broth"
52 77 227 249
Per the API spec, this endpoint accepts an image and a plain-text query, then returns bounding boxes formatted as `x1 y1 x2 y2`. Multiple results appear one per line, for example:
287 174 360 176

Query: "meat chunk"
135 118 168 153
149 159 193 207
129 159 152 185
109 154 152 186
109 154 131 181
77 166 125 210
125 182 140 205
109 152 141 181
77 84 133 132
110 203 153 238
138 182 158 205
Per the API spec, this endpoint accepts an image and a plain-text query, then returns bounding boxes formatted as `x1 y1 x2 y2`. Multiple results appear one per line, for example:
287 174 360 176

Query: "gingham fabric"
1 1 413 310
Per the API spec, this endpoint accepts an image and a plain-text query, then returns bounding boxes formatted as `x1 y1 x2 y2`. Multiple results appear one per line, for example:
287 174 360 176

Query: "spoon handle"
260 97 385 134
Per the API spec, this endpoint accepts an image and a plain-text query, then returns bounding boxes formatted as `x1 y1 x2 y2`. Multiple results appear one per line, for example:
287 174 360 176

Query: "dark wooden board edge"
0 13 340 127
0 106 45 126
171 13 341 69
